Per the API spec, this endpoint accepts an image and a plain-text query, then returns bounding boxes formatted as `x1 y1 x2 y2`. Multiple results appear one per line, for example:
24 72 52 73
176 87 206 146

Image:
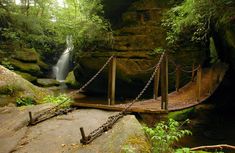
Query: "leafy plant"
42 94 72 108
1 58 14 70
162 0 234 48
149 47 165 56
143 119 192 153
16 97 35 106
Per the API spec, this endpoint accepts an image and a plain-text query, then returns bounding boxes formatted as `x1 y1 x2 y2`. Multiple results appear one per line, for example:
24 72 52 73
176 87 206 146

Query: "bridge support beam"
161 54 168 110
108 57 116 105
196 65 202 102
153 69 160 100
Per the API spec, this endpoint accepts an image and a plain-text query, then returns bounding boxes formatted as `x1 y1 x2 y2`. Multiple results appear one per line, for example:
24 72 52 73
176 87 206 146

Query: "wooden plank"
108 57 116 105
153 69 160 100
72 103 167 114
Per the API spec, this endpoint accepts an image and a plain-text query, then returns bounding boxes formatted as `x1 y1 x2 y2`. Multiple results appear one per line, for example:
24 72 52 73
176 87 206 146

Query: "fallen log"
191 144 235 151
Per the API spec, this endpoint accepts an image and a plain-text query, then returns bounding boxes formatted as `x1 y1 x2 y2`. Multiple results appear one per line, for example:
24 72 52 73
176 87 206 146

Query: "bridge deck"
72 62 227 113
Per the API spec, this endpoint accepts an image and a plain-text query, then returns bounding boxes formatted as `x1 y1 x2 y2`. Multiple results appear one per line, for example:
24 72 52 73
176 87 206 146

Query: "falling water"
53 35 74 82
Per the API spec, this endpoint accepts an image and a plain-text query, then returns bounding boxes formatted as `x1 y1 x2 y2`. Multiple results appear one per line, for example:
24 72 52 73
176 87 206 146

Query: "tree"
162 0 235 49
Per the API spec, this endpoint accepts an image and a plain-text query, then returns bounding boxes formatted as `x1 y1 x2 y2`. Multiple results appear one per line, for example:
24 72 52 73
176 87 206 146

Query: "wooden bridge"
72 53 228 114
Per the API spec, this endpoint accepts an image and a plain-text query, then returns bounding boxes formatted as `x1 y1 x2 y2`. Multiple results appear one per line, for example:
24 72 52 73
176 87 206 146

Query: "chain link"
70 56 114 96
30 56 114 125
81 52 166 144
122 52 165 112
168 57 200 73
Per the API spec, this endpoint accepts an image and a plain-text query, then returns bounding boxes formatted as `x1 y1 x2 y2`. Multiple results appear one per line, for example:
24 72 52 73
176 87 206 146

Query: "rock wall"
73 0 206 97
0 44 49 82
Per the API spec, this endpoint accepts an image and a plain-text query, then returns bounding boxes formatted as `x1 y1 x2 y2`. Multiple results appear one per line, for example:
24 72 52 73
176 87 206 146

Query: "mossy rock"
9 59 41 75
14 71 37 82
36 79 60 87
168 107 195 121
0 65 51 106
37 59 49 71
13 48 38 63
65 71 79 88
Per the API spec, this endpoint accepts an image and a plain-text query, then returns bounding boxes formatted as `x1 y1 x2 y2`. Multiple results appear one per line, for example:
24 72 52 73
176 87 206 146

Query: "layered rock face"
74 0 206 97
0 45 49 82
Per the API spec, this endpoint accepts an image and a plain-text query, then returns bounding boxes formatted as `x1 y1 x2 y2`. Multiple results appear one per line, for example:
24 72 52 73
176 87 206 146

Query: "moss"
13 48 38 63
9 59 40 74
225 30 235 49
65 71 79 87
0 65 51 105
168 107 195 121
121 135 151 153
14 71 37 82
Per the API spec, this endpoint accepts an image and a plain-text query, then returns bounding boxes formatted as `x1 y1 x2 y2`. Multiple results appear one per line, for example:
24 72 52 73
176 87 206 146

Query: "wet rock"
36 79 60 87
65 71 79 88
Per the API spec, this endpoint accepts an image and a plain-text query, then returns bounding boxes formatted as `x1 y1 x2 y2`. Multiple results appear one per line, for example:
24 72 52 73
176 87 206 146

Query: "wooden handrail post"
191 63 195 82
80 127 88 144
196 65 202 102
161 54 168 110
175 65 180 92
108 57 116 105
153 69 160 100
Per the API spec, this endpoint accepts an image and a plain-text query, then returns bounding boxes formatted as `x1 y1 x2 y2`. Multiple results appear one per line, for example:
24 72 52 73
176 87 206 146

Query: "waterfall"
53 35 74 82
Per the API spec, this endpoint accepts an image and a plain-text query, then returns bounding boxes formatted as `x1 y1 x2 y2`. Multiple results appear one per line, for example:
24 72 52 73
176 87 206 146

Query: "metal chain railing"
29 56 114 125
80 51 166 144
168 57 200 74
69 56 114 96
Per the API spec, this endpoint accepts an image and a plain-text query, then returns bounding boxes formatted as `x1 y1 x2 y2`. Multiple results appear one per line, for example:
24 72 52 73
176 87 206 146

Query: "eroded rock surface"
0 105 146 153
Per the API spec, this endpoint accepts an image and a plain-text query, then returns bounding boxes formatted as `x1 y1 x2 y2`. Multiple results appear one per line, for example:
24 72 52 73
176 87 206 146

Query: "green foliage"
162 0 235 47
0 0 112 60
42 94 73 108
16 97 35 106
143 119 192 153
1 58 14 70
149 47 165 56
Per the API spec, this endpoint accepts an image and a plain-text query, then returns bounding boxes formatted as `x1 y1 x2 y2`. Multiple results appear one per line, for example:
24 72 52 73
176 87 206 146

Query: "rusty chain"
69 56 114 96
168 57 200 73
28 52 166 145
80 52 166 144
29 56 114 125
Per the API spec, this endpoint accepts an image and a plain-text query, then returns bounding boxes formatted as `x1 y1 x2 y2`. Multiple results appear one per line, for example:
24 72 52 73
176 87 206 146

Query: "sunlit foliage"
0 0 111 58
162 0 235 48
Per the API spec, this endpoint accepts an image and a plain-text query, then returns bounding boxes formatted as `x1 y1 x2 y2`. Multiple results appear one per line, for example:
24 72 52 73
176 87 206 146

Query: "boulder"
36 79 60 87
65 71 79 88
0 104 56 153
12 48 38 63
0 65 51 106
1 108 147 153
